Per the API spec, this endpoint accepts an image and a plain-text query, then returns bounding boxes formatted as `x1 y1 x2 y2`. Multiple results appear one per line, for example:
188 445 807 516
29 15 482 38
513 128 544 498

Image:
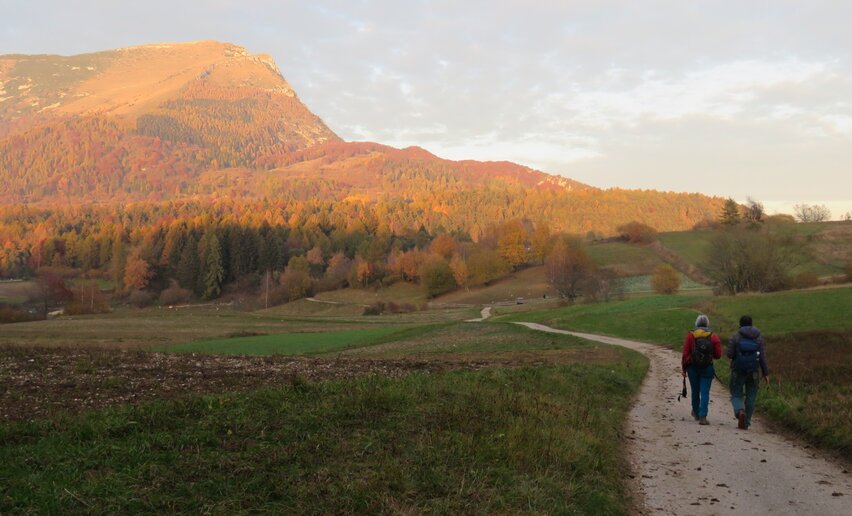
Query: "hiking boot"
698 417 709 425
691 410 698 421
737 409 747 430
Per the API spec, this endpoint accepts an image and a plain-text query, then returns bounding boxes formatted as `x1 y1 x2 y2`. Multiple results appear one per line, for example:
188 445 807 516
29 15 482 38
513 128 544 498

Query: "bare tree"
545 237 595 301
704 228 799 294
744 197 764 224
793 204 831 223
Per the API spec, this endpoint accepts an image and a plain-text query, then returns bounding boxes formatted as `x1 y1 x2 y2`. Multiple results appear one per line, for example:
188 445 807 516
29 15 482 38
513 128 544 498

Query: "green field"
0 307 379 349
702 287 852 335
657 230 714 275
314 281 428 306
497 293 708 348
497 287 852 347
587 241 665 276
0 360 646 514
335 320 619 359
619 273 708 293
166 326 413 355
435 265 557 305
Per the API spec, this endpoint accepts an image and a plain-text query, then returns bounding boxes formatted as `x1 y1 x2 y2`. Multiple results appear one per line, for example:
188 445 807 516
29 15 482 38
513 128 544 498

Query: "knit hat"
739 315 753 327
695 314 710 328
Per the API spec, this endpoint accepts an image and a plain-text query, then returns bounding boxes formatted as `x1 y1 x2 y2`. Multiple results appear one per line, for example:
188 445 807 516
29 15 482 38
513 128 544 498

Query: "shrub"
419 258 457 297
279 268 313 301
651 264 680 294
363 302 384 316
617 221 658 244
385 301 416 314
704 228 796 294
0 305 40 323
159 280 192 306
792 272 820 289
128 289 155 308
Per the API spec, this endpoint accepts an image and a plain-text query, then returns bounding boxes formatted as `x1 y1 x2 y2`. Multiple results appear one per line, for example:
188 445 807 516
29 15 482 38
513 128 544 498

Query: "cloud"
2 1 852 213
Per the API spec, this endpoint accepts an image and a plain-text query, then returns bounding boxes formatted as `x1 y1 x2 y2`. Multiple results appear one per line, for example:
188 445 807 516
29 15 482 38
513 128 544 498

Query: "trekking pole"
678 377 687 401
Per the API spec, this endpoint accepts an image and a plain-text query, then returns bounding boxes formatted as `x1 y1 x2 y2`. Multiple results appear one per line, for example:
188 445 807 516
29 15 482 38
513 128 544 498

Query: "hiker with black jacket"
728 315 770 430
682 314 723 425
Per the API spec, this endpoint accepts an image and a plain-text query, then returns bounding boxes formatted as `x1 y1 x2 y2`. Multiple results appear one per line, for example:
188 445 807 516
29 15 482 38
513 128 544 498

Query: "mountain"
0 41 724 235
0 40 337 144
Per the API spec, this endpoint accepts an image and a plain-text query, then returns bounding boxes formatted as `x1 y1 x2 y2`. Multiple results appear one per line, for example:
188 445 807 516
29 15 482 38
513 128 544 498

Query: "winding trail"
465 306 493 322
515 322 851 515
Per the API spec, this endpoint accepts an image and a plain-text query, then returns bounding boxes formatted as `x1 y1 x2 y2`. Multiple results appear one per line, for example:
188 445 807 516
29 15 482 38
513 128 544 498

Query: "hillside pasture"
260 298 367 318
587 241 665 276
657 230 714 276
435 265 557 305
314 281 428 306
658 222 850 280
619 273 709 294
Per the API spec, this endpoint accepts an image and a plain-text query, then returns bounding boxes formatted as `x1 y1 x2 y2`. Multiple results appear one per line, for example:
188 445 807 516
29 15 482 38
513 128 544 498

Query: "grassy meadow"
0 363 646 514
166 326 418 355
0 322 647 514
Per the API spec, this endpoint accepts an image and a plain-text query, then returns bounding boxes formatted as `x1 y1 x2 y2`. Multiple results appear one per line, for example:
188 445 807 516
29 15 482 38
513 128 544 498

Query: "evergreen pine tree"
202 234 224 300
176 234 199 294
719 198 742 226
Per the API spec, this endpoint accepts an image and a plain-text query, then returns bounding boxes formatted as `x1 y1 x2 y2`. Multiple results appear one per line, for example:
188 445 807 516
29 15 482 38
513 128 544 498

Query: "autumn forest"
1 41 727 311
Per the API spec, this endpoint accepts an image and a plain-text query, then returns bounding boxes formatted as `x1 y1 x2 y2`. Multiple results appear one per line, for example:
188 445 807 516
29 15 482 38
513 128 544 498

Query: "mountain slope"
0 41 725 236
0 40 338 148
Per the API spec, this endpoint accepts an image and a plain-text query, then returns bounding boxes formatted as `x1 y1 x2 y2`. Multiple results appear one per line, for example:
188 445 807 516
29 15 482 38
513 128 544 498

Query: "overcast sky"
2 1 851 217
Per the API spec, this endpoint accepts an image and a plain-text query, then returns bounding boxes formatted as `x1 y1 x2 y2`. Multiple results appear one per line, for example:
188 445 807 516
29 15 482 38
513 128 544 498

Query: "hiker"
728 315 770 430
682 314 722 425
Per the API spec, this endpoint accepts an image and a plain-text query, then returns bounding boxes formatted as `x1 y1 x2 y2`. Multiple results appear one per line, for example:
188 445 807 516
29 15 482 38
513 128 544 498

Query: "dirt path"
515 322 851 515
466 306 493 322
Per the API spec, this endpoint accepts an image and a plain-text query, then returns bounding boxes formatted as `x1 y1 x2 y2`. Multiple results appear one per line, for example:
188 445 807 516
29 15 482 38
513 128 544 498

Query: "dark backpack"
733 336 760 374
690 330 714 369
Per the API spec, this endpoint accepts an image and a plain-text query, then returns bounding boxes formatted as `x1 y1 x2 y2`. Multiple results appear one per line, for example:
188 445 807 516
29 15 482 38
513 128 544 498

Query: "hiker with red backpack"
728 315 770 430
682 314 723 425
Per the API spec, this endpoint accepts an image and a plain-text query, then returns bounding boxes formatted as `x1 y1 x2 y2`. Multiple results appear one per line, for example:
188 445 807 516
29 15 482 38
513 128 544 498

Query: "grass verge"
1 360 647 513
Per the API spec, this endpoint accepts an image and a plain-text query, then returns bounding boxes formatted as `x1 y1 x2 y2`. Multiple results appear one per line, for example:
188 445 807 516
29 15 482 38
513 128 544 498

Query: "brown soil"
0 346 573 423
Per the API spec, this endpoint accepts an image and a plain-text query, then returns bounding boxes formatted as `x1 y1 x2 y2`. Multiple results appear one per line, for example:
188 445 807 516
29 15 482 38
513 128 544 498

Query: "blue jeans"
686 364 714 418
730 370 759 426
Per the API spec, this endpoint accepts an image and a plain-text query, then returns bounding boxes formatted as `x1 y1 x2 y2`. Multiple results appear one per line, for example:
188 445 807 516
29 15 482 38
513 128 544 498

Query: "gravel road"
515 322 851 515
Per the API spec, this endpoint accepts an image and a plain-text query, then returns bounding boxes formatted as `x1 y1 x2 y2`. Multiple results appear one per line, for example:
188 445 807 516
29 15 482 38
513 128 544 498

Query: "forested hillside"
1 40 727 293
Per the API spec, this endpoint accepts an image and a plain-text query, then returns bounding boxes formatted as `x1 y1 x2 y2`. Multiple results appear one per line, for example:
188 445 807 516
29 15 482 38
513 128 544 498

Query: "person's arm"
682 332 693 375
758 336 770 381
726 334 737 359
712 333 723 359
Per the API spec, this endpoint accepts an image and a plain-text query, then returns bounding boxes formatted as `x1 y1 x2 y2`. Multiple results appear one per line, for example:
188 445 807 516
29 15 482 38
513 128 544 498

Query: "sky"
2 0 851 218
